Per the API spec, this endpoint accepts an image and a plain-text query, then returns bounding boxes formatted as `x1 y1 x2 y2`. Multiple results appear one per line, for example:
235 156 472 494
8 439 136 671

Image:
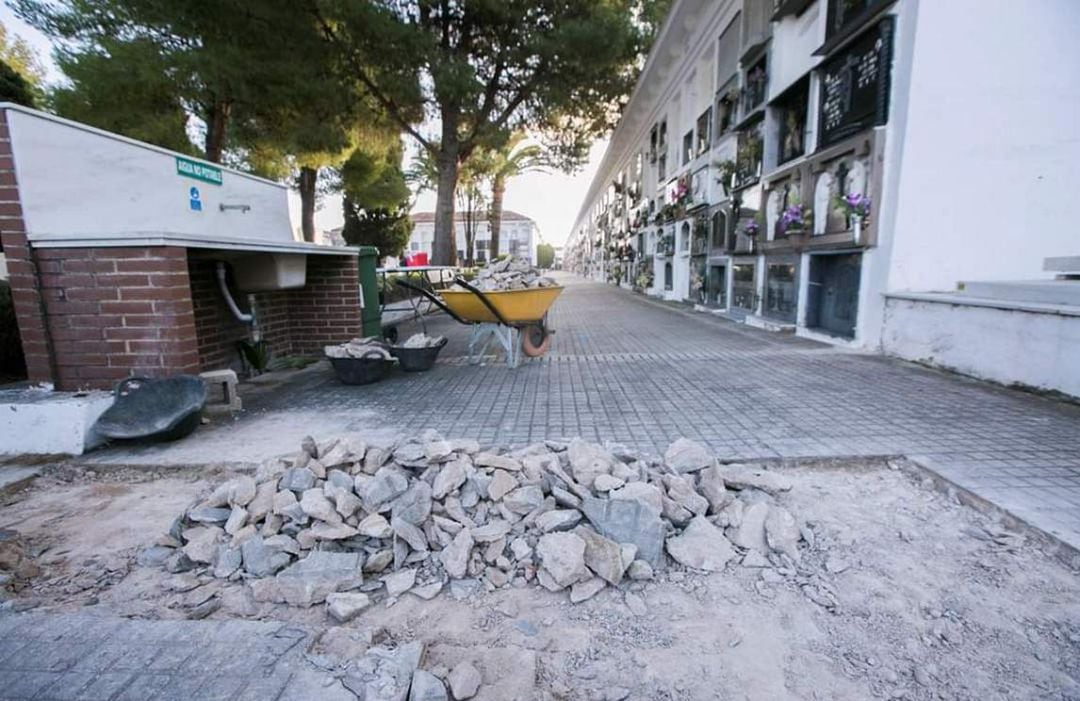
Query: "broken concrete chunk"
252 551 363 607
663 474 709 515
719 465 793 495
440 528 474 579
698 465 733 513
567 438 614 487
664 438 716 473
581 496 665 566
447 662 482 700
574 526 627 585
471 520 512 543
764 505 801 562
432 460 468 500
536 532 588 589
570 576 606 603
535 509 582 533
187 507 231 524
486 470 519 501
609 482 664 516
343 641 424 701
300 489 341 524
592 474 625 492
358 513 394 539
383 568 417 597
279 467 317 492
409 669 448 701
474 452 522 471
729 501 769 553
503 485 545 515
181 526 222 564
391 481 434 525
666 516 736 572
326 592 371 622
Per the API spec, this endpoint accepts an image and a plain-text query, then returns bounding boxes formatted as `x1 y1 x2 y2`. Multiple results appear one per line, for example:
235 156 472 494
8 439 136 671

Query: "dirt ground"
2 458 1078 700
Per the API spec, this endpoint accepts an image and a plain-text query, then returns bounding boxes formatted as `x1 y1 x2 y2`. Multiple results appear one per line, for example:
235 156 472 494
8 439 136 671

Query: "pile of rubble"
145 434 804 613
398 332 445 349
473 256 557 292
324 338 393 360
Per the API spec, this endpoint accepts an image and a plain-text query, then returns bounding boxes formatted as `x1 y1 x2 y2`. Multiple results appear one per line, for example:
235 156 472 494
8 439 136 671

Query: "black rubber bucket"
390 337 448 372
93 375 207 442
329 356 396 385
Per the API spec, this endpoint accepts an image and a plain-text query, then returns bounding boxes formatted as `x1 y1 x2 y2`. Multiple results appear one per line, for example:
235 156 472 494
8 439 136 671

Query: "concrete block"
0 388 113 456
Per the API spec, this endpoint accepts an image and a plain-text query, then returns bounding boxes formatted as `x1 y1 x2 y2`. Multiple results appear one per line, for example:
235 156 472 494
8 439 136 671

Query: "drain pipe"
216 261 253 324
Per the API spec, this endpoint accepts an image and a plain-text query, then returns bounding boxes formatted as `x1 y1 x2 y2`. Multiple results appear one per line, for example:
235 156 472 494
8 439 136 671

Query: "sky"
0 6 605 248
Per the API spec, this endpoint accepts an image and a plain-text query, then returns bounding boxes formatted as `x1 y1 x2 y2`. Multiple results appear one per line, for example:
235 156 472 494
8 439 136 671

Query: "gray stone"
310 522 359 540
627 559 654 580
392 516 429 552
764 506 801 562
581 496 666 566
326 592 371 622
663 474 709 515
574 526 626 585
383 568 417 597
449 578 480 599
474 452 522 471
536 532 588 589
719 465 793 496
471 520 512 542
213 544 242 578
252 551 364 607
486 470 519 501
391 481 433 525
357 468 410 511
280 467 317 492
593 474 625 492
425 439 453 461
664 438 715 473
448 662 482 700
394 442 428 466
729 501 769 553
535 509 582 532
182 526 222 564
359 513 394 539
665 515 736 572
440 528 474 579
136 545 174 568
409 669 448 701
343 641 424 701
335 492 363 519
245 479 277 523
327 468 355 491
432 460 468 500
698 465 733 513
740 550 770 568
567 438 614 487
187 507 232 524
300 489 341 523
503 485 544 515
363 550 394 573
242 535 291 578
609 482 664 515
661 495 693 527
164 551 195 573
410 580 444 600
570 577 606 603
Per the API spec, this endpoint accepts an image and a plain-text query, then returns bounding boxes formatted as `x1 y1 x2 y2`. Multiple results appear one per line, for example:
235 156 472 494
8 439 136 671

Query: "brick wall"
189 252 361 372
32 246 200 390
0 109 53 385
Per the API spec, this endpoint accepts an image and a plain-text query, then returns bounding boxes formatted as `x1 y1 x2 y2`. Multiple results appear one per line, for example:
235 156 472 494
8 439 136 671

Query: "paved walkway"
0 613 351 701
91 274 1080 548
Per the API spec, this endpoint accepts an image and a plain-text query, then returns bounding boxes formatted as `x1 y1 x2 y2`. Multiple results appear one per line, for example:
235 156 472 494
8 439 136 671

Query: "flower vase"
852 216 862 244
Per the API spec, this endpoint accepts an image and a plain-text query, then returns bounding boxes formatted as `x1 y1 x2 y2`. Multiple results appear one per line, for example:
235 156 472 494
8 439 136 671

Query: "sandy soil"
2 459 1078 700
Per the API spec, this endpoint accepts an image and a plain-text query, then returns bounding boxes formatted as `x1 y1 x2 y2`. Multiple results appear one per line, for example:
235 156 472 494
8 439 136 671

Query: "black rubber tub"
93 375 207 442
329 354 396 385
389 337 448 372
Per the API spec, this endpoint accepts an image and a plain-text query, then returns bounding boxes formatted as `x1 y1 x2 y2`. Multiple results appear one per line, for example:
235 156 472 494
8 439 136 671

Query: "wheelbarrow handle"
393 278 470 325
453 276 511 326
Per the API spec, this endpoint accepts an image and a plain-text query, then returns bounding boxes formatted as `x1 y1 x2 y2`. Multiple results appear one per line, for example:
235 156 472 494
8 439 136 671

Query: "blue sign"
189 186 202 212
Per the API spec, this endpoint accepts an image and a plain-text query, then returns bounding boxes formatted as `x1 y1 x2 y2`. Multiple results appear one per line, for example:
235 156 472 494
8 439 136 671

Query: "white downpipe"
216 261 254 324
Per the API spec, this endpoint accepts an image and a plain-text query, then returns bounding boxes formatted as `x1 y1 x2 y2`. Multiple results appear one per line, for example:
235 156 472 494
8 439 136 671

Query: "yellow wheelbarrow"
395 277 563 367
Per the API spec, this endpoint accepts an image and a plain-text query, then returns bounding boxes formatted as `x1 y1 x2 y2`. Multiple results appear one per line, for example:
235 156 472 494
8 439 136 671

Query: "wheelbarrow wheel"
383 327 399 344
521 324 551 357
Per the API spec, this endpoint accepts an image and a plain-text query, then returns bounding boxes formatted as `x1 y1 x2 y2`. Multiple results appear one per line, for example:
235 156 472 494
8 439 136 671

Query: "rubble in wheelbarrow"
146 433 807 614
324 337 393 360
474 255 557 291
399 332 446 349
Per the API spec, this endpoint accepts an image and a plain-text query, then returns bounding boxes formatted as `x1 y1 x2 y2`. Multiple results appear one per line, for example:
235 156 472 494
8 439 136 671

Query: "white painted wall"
6 107 294 245
886 0 1080 292
408 218 537 263
0 390 113 456
881 296 1080 399
768 2 825 98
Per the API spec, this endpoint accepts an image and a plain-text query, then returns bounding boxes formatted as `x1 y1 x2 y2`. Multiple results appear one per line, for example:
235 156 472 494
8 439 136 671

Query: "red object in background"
404 251 429 267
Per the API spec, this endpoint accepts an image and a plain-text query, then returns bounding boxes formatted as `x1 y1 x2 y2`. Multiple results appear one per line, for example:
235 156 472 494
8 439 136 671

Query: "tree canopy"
310 0 655 264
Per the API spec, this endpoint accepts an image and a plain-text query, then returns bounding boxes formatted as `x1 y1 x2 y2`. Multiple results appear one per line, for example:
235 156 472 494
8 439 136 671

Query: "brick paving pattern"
253 274 1080 549
0 613 350 701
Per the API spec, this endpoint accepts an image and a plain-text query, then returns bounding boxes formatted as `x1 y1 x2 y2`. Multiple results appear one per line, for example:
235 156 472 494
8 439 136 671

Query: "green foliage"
237 338 271 374
0 58 37 107
0 21 45 89
48 38 195 153
536 243 556 269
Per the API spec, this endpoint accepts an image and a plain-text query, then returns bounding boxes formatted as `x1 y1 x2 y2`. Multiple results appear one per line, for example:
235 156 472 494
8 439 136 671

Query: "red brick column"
0 109 54 385
287 253 362 354
33 246 200 390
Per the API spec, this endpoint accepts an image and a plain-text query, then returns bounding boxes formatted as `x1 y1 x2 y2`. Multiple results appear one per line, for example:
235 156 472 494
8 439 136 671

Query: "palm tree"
481 134 546 260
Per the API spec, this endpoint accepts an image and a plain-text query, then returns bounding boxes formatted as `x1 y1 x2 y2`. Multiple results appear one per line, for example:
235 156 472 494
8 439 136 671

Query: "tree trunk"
432 141 461 266
204 96 232 163
298 166 319 243
489 175 506 260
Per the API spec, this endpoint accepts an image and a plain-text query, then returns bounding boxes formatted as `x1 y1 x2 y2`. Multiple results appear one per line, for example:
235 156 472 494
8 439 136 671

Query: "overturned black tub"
93 375 207 442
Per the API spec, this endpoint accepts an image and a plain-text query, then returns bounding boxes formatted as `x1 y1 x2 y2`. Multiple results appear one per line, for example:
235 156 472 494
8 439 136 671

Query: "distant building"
408 211 539 265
